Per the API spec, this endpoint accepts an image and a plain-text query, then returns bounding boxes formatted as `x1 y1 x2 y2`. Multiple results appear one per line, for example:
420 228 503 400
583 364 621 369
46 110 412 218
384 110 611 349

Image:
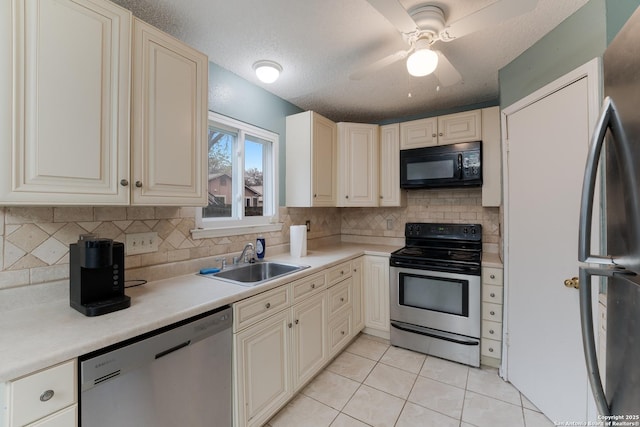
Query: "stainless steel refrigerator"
579 6 640 416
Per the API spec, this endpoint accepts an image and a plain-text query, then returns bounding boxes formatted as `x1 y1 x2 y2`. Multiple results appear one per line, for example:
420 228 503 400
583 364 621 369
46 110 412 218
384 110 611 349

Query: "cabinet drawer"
9 360 77 427
28 404 77 427
482 285 503 304
482 320 503 340
234 286 290 331
482 302 502 322
328 310 352 357
327 261 352 286
328 277 352 317
481 338 502 359
482 268 503 286
291 273 326 304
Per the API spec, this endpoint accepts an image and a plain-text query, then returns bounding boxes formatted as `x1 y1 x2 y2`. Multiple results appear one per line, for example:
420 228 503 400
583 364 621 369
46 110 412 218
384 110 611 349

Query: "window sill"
191 222 283 239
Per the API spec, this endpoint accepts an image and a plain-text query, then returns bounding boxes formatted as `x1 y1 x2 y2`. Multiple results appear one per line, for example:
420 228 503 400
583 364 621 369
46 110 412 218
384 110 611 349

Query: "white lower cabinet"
480 266 504 367
4 359 77 427
363 255 390 338
233 257 366 427
234 309 292 427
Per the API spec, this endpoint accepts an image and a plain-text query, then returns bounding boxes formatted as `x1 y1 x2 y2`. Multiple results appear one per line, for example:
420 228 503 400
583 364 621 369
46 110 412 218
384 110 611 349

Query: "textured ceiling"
112 0 589 123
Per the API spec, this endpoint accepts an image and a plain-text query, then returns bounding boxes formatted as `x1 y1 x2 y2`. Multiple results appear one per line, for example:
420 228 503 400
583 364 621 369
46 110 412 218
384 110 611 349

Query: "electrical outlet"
125 232 159 255
386 219 394 230
305 220 311 232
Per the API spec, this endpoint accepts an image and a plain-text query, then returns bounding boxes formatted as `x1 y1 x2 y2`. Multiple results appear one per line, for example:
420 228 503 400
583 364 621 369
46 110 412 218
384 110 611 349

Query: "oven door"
389 266 480 338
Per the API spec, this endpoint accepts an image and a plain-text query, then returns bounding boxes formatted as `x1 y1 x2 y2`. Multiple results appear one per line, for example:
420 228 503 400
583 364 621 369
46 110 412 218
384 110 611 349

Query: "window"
193 112 280 238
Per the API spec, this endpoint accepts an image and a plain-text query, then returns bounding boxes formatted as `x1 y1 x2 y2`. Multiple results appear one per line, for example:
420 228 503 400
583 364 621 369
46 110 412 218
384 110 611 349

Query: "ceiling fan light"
406 49 438 77
253 60 282 83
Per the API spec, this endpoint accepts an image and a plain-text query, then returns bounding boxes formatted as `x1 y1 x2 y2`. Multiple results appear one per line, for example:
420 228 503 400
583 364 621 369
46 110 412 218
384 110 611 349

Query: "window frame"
192 112 281 239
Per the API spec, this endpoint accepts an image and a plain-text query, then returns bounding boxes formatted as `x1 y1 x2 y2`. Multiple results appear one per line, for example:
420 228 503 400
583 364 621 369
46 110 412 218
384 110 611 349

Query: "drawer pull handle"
311 283 316 289
490 311 495 316
490 293 496 298
490 274 496 279
265 303 271 309
489 329 495 334
40 390 54 402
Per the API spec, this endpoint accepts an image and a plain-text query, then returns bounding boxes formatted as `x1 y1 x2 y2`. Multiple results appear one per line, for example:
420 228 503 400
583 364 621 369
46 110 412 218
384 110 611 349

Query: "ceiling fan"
351 0 538 85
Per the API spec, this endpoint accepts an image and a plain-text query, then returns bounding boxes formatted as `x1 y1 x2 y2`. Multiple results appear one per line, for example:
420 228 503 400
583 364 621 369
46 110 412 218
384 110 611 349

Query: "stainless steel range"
390 222 482 367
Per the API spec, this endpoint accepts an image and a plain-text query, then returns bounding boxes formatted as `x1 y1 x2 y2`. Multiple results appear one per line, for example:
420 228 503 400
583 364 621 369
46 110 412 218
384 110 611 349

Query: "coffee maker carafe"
70 235 130 316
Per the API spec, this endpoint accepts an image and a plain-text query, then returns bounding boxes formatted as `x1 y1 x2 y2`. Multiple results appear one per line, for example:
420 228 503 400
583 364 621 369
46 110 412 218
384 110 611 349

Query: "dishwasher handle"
155 340 191 359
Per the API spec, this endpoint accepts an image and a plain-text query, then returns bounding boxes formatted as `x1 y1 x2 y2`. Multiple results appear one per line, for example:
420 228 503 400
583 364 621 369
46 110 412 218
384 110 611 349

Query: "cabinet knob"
135 181 143 188
490 274 496 279
379 195 383 199
432 133 436 138
345 195 349 199
439 132 443 136
490 293 496 298
311 283 315 289
288 323 292 328
490 311 495 316
40 389 54 402
314 194 317 198
341 330 345 335
340 297 344 302
341 270 344 275
489 329 495 334
489 347 494 353
295 319 299 325
265 302 271 309
120 179 129 187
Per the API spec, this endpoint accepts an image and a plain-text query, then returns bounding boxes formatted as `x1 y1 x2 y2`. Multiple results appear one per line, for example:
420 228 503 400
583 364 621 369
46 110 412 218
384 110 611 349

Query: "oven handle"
390 321 479 346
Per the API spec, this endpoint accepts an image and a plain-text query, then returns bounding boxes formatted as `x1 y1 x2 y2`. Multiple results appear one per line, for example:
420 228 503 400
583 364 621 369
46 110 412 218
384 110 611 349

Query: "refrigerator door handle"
578 96 635 416
578 97 626 265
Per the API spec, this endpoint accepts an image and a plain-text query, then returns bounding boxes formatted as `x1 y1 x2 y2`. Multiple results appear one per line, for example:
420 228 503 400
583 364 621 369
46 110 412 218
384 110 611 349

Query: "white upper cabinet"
337 122 379 207
0 1 208 206
286 111 337 207
400 110 481 149
481 106 501 207
1 0 131 205
131 18 208 206
379 123 405 207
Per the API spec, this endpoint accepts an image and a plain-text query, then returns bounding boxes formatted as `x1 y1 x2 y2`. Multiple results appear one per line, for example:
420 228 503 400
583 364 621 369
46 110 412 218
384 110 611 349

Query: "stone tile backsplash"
0 188 500 290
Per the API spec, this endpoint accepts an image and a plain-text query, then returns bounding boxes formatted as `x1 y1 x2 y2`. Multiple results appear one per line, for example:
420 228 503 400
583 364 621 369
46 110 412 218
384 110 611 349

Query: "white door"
503 60 599 421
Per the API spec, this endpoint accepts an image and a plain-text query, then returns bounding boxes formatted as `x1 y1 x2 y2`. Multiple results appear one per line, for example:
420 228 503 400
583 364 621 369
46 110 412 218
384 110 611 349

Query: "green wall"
207 63 303 206
499 0 640 109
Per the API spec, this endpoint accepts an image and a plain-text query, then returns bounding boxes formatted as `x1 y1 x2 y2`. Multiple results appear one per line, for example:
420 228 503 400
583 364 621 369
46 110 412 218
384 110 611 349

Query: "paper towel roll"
290 225 307 257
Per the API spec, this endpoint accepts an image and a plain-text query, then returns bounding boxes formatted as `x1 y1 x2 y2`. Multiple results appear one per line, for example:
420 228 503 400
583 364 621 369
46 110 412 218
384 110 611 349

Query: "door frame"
500 57 601 414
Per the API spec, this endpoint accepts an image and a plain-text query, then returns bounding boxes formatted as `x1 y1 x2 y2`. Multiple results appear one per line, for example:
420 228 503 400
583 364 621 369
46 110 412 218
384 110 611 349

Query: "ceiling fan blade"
433 51 462 86
440 0 538 41
350 49 410 80
366 0 417 34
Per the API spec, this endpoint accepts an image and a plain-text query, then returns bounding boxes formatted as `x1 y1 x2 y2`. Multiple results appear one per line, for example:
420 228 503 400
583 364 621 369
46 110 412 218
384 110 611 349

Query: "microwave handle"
457 153 463 179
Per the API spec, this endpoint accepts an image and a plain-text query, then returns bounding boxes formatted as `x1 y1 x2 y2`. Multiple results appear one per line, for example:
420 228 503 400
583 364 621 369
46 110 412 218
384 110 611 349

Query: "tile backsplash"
0 187 500 290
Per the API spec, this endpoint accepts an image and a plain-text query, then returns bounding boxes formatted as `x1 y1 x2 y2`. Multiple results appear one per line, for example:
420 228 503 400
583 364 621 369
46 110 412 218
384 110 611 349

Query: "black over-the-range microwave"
400 141 482 189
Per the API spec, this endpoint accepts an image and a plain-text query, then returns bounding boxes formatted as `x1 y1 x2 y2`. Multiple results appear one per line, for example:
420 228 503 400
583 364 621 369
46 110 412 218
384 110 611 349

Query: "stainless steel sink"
201 261 309 286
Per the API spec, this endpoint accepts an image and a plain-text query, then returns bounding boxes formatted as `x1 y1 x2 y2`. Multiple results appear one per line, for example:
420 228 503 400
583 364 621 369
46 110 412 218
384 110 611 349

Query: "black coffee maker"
69 235 130 316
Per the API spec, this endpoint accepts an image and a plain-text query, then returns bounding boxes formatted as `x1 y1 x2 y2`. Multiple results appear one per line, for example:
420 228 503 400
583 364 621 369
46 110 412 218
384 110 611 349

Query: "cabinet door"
27 405 77 427
400 117 438 149
291 292 327 389
234 310 292 427
481 106 501 207
363 255 390 334
337 123 379 207
379 123 404 207
1 0 131 205
131 19 208 206
437 110 481 145
312 113 337 206
351 257 364 333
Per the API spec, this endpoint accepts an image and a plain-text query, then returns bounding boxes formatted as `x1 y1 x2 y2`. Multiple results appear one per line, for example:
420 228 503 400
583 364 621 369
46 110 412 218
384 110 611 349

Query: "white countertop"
0 243 397 382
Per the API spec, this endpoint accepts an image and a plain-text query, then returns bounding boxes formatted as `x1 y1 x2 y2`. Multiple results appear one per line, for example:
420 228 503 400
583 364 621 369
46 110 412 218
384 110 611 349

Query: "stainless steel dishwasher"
79 305 232 426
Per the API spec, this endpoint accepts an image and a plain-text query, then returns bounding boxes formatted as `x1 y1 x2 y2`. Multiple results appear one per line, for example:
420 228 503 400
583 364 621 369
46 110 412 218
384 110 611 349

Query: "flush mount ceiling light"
406 38 438 77
253 60 282 83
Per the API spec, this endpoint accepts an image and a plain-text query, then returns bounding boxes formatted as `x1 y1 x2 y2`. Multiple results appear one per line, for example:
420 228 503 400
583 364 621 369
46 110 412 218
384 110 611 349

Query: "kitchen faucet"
233 243 255 264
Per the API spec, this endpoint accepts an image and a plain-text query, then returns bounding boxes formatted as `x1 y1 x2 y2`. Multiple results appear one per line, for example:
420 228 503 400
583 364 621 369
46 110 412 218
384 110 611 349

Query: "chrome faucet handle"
215 257 227 269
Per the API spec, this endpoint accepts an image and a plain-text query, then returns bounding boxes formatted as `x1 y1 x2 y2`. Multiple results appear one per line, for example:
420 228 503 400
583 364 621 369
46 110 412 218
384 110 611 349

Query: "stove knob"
463 227 468 234
471 227 477 234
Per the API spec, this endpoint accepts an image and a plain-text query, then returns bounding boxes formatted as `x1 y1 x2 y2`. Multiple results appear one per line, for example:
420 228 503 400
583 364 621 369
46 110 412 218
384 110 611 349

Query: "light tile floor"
266 334 554 427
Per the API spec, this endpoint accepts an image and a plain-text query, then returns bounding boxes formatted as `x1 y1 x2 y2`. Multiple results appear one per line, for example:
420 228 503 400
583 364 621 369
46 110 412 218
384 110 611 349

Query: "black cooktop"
390 223 482 275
